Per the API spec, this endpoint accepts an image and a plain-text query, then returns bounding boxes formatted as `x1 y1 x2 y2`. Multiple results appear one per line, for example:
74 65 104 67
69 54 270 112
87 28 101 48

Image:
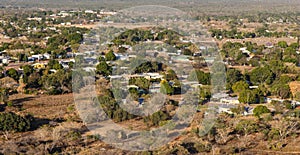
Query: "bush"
194 143 212 153
6 68 19 81
285 102 293 110
0 112 31 132
6 101 13 107
143 111 170 126
253 105 271 117
98 95 136 122
105 50 116 61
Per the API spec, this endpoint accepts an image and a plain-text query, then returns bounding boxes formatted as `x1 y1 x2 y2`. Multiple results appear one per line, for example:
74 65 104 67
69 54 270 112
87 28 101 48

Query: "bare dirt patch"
8 93 74 120
289 81 300 97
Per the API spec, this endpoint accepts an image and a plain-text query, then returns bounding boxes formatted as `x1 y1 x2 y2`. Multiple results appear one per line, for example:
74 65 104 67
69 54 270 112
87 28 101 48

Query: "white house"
83 67 96 72
43 53 51 59
243 107 254 116
240 47 251 55
115 53 129 61
149 82 161 93
127 85 139 89
249 86 259 89
85 10 95 14
31 54 44 61
211 103 237 114
145 73 164 80
220 97 240 104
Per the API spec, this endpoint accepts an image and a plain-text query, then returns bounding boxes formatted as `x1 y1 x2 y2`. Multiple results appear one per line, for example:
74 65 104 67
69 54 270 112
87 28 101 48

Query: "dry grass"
218 37 297 47
289 81 300 97
8 93 74 120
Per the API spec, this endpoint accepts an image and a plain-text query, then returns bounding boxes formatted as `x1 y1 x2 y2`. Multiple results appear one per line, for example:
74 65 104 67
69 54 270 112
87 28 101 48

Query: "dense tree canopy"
253 105 271 117
250 67 274 85
188 70 210 85
232 81 249 94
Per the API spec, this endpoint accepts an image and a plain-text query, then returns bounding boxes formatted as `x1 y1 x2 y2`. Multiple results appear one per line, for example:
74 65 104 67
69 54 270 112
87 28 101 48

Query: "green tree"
48 59 62 70
235 119 259 135
129 77 150 90
289 43 299 50
27 72 42 88
267 60 286 78
253 105 270 117
250 67 274 85
165 69 177 81
199 86 211 100
22 65 34 76
96 61 112 76
22 65 34 83
271 84 291 99
134 61 159 73
143 111 169 126
42 69 72 94
284 101 293 110
226 68 243 90
66 33 83 43
188 70 210 85
160 80 174 95
278 41 288 48
105 50 116 61
98 95 135 122
6 68 19 81
0 88 8 104
238 90 258 104
232 81 249 94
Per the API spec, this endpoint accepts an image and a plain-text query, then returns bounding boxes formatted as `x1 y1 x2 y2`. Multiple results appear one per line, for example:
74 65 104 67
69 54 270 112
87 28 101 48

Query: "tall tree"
160 80 174 95
105 50 116 61
232 81 249 94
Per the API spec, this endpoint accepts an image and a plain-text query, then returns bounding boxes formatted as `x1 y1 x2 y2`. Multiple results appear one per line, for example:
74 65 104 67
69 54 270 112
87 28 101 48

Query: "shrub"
0 112 31 132
6 101 13 107
105 50 116 61
6 68 19 81
235 119 259 135
143 111 170 126
253 105 271 117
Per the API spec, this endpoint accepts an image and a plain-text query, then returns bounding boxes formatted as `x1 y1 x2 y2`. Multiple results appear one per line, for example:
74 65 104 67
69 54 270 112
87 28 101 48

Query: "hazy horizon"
0 0 299 14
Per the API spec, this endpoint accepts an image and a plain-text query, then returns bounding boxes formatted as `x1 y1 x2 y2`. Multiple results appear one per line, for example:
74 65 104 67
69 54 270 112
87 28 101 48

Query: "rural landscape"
0 0 300 154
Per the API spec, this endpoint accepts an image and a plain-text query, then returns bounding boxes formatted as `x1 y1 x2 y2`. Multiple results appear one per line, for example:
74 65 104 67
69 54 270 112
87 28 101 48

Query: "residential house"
239 47 251 55
149 82 161 93
43 53 51 60
249 86 259 89
210 103 237 114
265 97 284 103
115 53 129 61
82 67 96 72
85 10 95 14
243 107 254 115
220 97 240 104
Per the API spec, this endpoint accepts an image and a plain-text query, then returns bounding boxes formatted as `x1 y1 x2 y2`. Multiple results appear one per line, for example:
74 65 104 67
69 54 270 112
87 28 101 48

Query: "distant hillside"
0 0 299 14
